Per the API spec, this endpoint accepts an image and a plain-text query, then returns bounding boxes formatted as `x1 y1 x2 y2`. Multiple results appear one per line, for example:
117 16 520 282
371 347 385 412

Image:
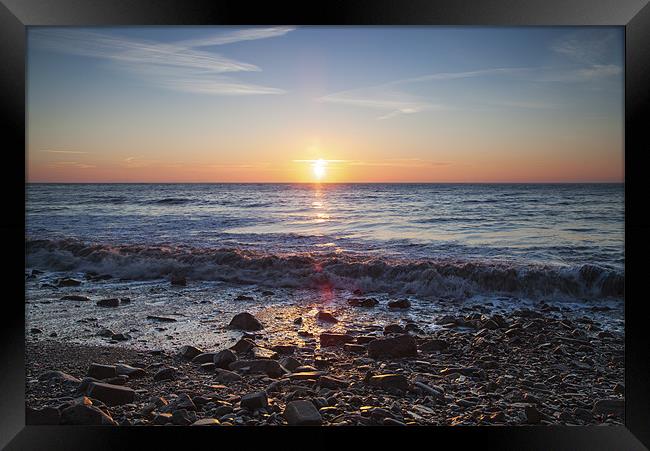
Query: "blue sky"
27 26 624 182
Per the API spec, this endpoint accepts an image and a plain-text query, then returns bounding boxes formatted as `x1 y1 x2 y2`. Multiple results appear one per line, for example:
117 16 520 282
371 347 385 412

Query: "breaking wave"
25 238 624 301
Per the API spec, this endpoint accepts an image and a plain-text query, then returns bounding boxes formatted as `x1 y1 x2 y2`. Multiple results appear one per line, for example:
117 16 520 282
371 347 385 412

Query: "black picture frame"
2 0 649 449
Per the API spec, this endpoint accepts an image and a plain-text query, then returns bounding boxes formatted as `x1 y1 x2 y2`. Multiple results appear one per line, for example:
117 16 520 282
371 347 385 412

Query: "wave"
25 238 624 301
149 198 195 205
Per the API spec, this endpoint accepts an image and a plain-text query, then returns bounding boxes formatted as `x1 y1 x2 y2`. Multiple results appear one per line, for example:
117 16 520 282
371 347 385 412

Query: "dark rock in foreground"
97 298 120 308
388 299 411 309
368 374 409 391
180 345 204 360
241 391 268 410
214 349 237 368
87 363 117 380
367 334 417 359
60 404 117 425
60 295 90 302
284 400 323 425
228 312 263 331
315 311 338 323
86 381 135 406
229 359 286 378
320 333 354 347
347 297 379 307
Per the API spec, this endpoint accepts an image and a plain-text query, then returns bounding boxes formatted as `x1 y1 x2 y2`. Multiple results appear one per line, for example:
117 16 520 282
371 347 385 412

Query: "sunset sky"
27 26 624 183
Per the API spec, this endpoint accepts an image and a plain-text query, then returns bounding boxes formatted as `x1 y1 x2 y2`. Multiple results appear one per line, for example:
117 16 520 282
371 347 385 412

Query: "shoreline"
26 292 625 426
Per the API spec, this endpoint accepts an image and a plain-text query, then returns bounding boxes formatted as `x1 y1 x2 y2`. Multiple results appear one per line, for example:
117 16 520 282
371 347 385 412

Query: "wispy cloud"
40 149 87 154
551 29 619 65
50 161 96 169
30 27 293 96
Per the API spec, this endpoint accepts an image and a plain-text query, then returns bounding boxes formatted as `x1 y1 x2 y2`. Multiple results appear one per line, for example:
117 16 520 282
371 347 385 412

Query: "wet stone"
284 400 323 426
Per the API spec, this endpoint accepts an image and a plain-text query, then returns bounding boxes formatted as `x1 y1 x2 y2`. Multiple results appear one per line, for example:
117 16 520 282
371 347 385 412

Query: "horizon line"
25 180 625 185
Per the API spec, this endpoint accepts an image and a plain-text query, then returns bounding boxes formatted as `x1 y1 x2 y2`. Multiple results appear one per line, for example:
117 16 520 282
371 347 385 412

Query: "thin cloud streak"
30 28 292 96
40 150 87 154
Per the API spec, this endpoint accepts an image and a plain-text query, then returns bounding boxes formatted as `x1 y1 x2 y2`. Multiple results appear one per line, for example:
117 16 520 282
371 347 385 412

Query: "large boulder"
86 382 135 406
367 334 417 359
228 312 263 331
284 400 322 425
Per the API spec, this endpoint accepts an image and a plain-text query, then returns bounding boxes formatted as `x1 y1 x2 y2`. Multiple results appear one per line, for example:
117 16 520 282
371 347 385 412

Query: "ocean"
26 183 624 302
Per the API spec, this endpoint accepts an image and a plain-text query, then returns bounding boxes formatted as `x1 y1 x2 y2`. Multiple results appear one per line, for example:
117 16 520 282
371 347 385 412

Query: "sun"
312 159 326 180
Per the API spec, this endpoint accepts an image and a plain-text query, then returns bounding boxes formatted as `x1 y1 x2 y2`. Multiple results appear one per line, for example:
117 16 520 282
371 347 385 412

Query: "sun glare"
313 159 326 180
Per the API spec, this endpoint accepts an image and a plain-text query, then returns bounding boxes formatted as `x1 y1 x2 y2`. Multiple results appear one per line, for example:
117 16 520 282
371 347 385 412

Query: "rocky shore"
26 297 624 426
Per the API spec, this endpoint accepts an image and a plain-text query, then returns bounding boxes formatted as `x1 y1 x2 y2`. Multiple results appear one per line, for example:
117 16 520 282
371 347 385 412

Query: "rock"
593 399 625 416
192 418 220 426
315 311 338 323
383 324 405 334
387 299 411 309
115 364 146 379
271 344 296 355
229 360 286 378
368 374 409 391
153 367 176 381
180 345 204 360
525 405 543 424
419 339 449 352
367 335 417 359
104 375 128 385
614 383 625 395
252 347 278 360
161 394 196 412
120 297 131 304
319 376 349 389
279 357 301 372
87 363 117 380
30 328 42 334
355 336 377 345
230 338 256 353
288 371 323 381
26 406 61 425
171 409 192 425
412 381 444 398
170 275 187 286
214 349 238 368
97 328 114 338
320 333 354 347
228 312 263 331
96 298 120 307
60 404 117 425
284 400 323 425
60 295 90 301
347 297 379 307
293 317 303 325
38 371 81 384
111 333 130 341
57 278 82 287
192 352 217 364
214 368 243 383
147 315 177 323
153 413 173 425
235 294 255 301
201 363 216 372
86 382 135 406
241 391 268 410
343 343 366 354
